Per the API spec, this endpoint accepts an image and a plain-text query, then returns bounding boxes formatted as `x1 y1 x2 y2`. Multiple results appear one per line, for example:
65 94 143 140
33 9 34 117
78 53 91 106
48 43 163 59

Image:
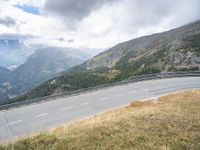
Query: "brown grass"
1 90 200 150
98 69 121 79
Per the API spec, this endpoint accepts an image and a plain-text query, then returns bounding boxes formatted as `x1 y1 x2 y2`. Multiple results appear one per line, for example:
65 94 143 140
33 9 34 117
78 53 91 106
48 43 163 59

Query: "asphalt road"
0 77 200 142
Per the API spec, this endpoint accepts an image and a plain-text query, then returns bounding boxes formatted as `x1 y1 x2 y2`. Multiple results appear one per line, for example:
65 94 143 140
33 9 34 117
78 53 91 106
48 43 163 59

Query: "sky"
0 0 200 49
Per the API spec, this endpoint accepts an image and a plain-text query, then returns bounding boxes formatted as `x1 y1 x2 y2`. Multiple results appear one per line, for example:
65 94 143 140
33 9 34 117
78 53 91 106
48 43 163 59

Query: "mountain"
0 37 103 70
0 39 36 70
10 47 85 95
0 67 12 100
4 20 200 104
0 47 90 101
13 47 84 83
72 20 200 72
0 66 11 82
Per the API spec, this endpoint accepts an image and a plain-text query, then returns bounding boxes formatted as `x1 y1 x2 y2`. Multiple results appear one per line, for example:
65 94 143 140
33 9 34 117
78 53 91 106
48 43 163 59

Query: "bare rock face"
169 50 200 66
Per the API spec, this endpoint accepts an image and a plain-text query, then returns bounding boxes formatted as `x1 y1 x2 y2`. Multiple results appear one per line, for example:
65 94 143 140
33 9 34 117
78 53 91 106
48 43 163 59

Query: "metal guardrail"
0 72 200 111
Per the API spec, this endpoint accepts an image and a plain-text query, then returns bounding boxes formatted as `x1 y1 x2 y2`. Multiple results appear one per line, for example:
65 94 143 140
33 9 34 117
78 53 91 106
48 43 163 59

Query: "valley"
0 47 97 101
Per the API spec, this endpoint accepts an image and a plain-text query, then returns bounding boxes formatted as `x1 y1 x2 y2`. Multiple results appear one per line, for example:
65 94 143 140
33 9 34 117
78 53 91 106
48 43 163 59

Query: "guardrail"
0 71 200 111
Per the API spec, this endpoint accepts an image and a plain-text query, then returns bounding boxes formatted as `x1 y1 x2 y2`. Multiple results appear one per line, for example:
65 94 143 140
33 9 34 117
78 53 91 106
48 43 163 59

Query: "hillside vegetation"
0 47 88 102
2 71 110 105
5 21 200 104
1 90 200 150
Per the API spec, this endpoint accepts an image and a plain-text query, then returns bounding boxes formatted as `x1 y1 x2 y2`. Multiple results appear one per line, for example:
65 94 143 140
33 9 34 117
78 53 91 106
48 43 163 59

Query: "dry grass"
1 90 200 150
98 69 121 79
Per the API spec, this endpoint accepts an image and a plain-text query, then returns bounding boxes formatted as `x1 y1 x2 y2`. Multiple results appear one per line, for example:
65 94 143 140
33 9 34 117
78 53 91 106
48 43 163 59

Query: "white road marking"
35 113 48 118
7 120 22 126
128 91 136 94
60 106 72 111
81 101 91 106
115 93 123 97
99 97 108 101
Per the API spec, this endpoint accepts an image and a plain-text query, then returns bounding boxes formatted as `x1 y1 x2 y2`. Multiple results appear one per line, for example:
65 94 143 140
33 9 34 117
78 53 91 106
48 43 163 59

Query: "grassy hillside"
1 90 200 150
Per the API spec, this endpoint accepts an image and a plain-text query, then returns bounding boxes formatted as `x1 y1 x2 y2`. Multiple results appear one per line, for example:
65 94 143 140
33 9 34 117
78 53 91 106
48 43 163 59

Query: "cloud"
64 0 200 48
0 16 16 27
44 0 118 29
67 39 74 43
120 0 200 30
4 0 45 8
0 33 35 40
0 0 200 49
56 37 65 42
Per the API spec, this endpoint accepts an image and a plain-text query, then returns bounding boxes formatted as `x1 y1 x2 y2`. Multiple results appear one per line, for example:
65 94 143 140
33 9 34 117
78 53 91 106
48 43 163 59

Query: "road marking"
60 106 72 111
128 91 135 94
99 97 108 101
81 101 91 106
115 93 123 97
35 113 48 118
7 120 22 126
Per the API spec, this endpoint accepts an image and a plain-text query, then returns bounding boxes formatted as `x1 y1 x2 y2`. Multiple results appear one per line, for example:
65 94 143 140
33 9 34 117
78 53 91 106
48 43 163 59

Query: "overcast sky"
0 0 200 49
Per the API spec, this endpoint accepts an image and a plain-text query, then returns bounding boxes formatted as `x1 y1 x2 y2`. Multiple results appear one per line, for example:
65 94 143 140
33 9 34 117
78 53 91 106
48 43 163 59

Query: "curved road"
0 77 200 142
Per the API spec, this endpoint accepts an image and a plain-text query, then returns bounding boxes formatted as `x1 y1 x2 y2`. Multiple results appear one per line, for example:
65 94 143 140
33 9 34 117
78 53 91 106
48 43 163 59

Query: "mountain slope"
0 47 89 101
13 47 84 83
9 47 84 96
0 67 11 100
0 66 11 82
73 20 200 72
5 21 200 104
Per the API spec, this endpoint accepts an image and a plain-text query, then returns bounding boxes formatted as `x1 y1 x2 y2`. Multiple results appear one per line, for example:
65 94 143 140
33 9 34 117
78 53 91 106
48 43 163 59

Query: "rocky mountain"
73 20 200 72
0 47 90 101
4 20 200 104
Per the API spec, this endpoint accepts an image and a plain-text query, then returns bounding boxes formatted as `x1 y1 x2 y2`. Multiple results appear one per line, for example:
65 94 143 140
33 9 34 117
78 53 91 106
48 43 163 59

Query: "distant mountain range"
3 20 200 104
0 38 102 70
0 39 37 70
0 47 98 101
